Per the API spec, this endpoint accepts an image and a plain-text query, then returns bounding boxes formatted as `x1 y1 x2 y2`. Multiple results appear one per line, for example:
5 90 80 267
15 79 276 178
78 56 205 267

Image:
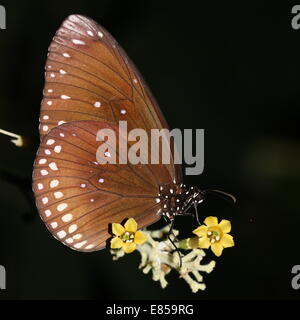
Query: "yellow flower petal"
124 218 137 233
219 219 231 234
211 243 224 256
220 234 234 248
198 237 211 249
123 242 136 253
112 223 125 236
134 231 147 245
204 216 218 227
192 225 208 237
110 237 123 249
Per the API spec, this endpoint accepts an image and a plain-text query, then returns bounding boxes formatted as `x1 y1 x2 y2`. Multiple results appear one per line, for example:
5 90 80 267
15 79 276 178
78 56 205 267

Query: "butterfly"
32 15 228 252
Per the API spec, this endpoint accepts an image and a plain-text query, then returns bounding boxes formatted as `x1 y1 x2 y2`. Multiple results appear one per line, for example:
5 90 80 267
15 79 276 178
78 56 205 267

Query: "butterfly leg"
193 202 201 225
183 201 200 225
163 216 182 268
163 216 177 239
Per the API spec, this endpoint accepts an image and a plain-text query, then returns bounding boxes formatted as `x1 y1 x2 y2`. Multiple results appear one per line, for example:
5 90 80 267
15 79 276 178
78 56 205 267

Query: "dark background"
0 0 299 300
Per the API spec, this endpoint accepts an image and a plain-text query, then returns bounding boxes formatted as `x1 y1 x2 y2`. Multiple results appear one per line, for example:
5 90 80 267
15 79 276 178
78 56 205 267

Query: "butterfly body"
158 184 204 220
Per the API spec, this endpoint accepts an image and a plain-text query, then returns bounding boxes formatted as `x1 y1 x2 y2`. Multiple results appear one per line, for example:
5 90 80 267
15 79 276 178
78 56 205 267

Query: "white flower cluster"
111 226 216 293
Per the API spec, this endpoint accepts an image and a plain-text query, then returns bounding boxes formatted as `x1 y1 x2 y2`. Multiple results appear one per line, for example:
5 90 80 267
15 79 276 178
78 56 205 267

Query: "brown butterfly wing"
33 121 167 252
40 14 182 184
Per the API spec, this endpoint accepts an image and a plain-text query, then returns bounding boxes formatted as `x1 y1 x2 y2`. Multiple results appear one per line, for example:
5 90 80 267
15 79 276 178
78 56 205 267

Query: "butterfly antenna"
204 189 236 204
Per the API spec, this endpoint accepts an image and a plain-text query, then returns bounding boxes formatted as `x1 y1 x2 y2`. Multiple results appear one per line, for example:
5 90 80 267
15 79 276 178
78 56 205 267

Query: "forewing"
40 14 182 183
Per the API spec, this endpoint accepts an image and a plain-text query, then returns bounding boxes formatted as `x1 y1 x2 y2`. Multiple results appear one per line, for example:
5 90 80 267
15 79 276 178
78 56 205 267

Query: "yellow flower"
110 218 147 253
192 216 234 257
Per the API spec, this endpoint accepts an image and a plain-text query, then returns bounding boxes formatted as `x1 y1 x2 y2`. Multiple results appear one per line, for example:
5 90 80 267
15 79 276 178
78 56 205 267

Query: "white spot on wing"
61 95 71 100
50 179 59 188
42 197 48 204
54 145 62 153
50 222 58 229
39 159 47 164
57 230 66 239
37 183 44 190
41 169 48 176
68 224 77 233
72 39 86 45
45 209 52 217
94 101 101 108
54 191 63 199
63 53 70 58
62 213 73 222
74 240 87 249
57 203 68 212
49 162 58 171
46 139 55 145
